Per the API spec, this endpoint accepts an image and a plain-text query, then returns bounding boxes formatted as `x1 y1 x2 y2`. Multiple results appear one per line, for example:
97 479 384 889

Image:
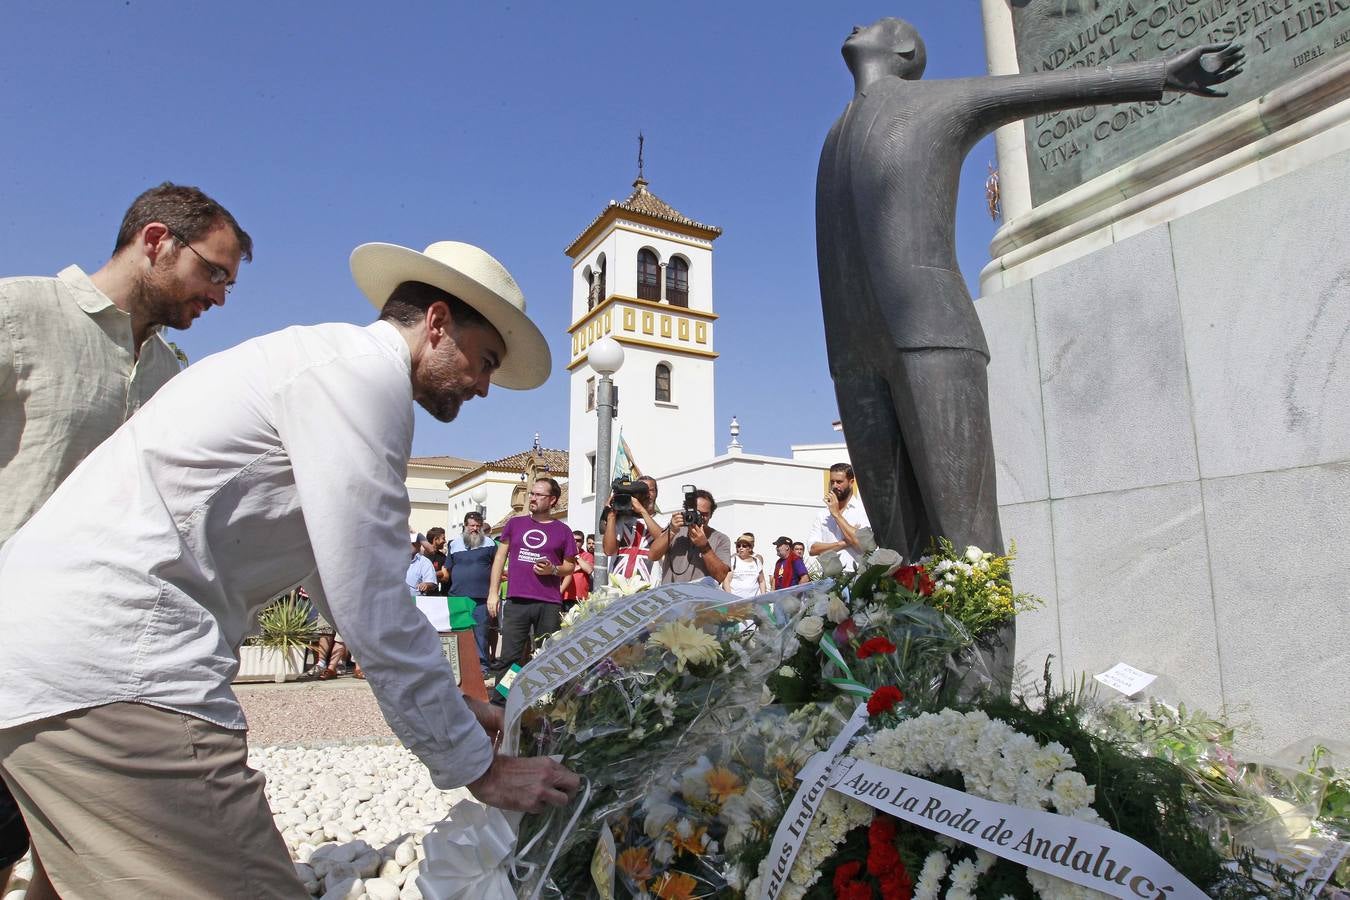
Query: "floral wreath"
747 707 1111 900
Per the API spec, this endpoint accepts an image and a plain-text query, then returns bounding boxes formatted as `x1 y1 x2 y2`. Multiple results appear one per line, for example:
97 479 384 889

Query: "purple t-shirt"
500 516 578 604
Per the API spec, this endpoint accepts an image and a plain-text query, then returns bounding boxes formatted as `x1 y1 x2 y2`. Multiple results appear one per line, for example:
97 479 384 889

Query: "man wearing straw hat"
0 241 580 897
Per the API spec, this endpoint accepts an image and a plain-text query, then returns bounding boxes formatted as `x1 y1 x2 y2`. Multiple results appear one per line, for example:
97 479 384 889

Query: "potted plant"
255 591 317 683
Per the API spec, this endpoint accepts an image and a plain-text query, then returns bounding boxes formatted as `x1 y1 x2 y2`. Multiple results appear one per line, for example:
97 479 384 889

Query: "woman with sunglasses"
722 533 768 599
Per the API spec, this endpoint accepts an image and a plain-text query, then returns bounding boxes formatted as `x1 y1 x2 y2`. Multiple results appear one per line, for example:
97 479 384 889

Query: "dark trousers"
491 598 562 694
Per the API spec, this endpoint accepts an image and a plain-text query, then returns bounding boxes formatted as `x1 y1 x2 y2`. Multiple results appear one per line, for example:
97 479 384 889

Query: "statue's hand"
1165 41 1244 97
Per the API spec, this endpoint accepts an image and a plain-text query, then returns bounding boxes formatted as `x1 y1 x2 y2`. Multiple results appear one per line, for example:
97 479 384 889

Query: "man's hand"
487 597 500 618
631 497 648 518
669 511 686 530
689 523 710 550
1165 41 1244 97
416 581 437 594
533 559 558 577
468 754 581 813
825 491 841 517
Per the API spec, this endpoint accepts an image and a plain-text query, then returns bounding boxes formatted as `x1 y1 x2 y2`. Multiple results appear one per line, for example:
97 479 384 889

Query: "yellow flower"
617 846 654 886
648 620 722 671
652 871 700 900
705 765 746 804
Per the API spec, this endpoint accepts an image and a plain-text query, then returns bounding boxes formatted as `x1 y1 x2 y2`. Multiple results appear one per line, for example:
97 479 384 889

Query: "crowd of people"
409 462 873 701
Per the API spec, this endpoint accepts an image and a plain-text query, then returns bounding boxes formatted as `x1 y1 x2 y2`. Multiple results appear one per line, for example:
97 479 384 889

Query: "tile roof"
482 448 570 474
566 178 721 255
446 446 570 491
408 455 480 470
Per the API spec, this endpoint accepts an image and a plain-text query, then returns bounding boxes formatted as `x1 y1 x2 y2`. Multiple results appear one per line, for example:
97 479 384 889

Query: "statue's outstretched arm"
959 42 1243 135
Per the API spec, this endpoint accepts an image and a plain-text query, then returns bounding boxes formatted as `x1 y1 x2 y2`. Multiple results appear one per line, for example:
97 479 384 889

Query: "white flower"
826 595 850 624
642 801 677 838
865 547 903 574
654 839 674 865
628 726 646 740
965 545 983 563
780 594 802 616
854 526 878 554
818 550 845 578
778 665 797 678
794 615 824 642
809 593 832 617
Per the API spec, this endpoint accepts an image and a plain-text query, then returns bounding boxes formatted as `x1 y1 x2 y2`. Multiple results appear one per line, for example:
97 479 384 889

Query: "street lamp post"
587 337 624 586
468 485 487 526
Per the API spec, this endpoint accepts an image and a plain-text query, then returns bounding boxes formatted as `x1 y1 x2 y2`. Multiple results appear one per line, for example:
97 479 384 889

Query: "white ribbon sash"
824 755 1209 900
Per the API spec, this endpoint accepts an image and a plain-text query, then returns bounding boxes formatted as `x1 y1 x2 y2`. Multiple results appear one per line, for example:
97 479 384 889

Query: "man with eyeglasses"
0 181 250 899
487 477 578 700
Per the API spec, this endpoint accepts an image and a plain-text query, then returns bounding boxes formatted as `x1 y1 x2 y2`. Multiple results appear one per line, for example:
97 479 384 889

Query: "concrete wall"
978 150 1350 751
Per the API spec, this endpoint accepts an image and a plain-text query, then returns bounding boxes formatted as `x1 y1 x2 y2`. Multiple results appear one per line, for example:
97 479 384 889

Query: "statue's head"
842 18 927 81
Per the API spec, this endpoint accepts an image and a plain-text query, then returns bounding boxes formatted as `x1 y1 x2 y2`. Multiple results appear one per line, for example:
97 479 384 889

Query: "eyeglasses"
527 491 555 498
166 227 234 292
735 542 752 549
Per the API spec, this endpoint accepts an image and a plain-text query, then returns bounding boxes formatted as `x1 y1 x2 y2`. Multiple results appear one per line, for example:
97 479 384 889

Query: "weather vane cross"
637 131 645 181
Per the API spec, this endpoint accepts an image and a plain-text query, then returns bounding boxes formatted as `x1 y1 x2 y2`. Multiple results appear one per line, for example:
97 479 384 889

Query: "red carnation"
895 564 934 596
866 685 904 717
856 636 897 659
832 860 863 896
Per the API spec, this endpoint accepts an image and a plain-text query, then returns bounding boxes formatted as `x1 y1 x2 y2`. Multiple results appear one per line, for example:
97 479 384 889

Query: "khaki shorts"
0 702 305 899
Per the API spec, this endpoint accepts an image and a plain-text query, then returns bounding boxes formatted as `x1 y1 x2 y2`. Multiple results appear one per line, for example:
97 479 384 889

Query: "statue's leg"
831 365 927 560
891 348 1014 688
889 348 1004 556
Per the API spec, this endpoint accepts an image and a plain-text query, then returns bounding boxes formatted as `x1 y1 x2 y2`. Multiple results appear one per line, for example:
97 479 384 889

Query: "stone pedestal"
977 149 1350 750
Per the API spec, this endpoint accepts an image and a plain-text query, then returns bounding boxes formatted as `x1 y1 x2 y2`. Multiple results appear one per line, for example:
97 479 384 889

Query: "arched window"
584 266 596 310
655 362 672 403
637 249 660 301
596 254 607 304
666 256 689 307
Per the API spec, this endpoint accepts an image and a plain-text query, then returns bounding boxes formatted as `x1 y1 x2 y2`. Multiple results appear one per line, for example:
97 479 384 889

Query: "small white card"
1094 662 1157 697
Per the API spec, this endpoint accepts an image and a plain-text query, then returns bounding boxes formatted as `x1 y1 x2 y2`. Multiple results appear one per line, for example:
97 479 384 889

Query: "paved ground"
236 672 493 746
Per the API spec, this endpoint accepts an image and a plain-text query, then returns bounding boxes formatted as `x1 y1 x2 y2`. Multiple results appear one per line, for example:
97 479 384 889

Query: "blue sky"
0 1 1000 462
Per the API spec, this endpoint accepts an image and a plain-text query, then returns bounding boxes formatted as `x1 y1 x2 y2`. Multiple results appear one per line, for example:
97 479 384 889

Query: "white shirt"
406 553 438 595
0 320 492 790
808 493 871 572
0 265 181 542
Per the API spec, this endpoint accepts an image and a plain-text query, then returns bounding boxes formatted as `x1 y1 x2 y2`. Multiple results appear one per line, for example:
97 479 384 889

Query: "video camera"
610 476 650 517
681 484 706 528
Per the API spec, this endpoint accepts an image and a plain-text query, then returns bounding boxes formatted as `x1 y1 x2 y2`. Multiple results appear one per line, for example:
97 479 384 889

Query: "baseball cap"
774 536 792 547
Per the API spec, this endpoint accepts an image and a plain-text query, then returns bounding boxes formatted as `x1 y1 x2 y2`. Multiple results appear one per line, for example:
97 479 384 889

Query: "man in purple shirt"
487 477 577 698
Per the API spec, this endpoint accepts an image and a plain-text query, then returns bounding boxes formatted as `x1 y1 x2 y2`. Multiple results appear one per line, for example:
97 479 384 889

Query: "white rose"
965 545 983 563
826 595 850 624
854 527 878 554
643 801 678 838
818 551 845 578
865 547 903 575
795 615 825 642
778 665 797 678
779 594 802 616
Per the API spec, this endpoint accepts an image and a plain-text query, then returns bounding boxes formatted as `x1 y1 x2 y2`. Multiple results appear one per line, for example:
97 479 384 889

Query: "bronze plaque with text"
1011 0 1350 205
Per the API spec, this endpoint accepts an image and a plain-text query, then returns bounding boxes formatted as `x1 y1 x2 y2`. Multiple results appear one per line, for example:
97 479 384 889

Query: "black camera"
610 477 650 516
681 484 705 528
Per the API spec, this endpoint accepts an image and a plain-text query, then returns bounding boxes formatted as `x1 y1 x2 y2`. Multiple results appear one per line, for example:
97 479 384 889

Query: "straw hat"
350 240 550 389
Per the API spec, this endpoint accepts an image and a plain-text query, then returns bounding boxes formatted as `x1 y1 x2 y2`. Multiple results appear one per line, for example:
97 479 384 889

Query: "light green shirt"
0 265 181 541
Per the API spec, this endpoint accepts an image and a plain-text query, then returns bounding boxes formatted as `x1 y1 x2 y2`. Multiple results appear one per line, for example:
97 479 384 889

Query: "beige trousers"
0 703 306 899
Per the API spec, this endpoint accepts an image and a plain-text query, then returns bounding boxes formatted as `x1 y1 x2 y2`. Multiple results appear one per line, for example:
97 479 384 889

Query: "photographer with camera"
601 474 664 583
648 487 731 585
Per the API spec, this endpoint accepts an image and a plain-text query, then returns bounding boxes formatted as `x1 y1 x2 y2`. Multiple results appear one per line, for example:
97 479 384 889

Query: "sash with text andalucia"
763 749 1210 900
501 579 823 755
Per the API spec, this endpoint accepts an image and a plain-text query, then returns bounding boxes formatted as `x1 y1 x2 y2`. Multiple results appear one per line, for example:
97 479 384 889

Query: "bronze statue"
817 19 1243 566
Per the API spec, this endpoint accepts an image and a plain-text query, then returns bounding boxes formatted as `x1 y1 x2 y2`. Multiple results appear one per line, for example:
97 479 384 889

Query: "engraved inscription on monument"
1011 0 1350 205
